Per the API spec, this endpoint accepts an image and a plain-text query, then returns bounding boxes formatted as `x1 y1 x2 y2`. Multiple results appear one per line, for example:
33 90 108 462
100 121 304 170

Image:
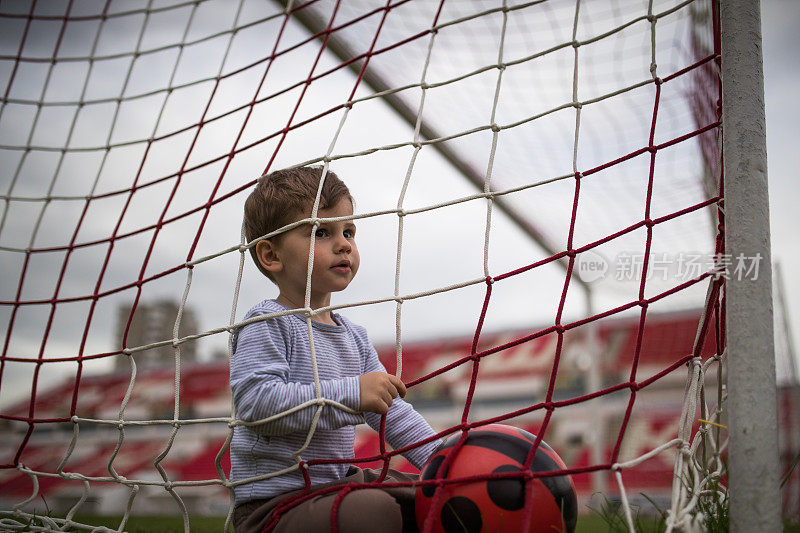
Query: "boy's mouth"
331 260 351 272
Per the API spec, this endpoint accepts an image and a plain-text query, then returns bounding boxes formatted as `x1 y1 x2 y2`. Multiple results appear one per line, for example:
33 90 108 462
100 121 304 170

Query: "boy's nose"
334 234 351 253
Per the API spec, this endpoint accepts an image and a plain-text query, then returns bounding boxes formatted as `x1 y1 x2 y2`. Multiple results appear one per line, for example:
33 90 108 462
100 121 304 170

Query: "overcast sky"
761 0 800 380
0 0 797 407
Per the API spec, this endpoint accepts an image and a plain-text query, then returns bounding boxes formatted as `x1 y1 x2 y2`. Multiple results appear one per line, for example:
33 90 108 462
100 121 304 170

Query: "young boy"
230 166 441 532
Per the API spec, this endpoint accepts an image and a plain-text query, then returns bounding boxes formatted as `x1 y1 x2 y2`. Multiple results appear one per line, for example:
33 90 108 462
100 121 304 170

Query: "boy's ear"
255 239 283 274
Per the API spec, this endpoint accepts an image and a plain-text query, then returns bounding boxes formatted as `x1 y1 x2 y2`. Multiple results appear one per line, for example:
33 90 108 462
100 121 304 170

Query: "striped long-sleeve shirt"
229 299 441 505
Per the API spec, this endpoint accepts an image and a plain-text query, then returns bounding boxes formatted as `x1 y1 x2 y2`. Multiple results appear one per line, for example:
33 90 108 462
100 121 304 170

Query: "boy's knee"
337 489 402 533
275 488 402 533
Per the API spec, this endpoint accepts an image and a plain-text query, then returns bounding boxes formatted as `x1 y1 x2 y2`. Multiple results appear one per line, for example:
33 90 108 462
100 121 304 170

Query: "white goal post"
721 0 781 531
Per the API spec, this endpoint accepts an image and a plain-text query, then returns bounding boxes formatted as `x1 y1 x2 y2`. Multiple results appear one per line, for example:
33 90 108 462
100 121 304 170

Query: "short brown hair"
243 166 352 281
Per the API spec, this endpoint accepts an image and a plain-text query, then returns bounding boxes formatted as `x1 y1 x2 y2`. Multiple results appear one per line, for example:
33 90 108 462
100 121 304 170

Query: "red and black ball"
415 424 576 533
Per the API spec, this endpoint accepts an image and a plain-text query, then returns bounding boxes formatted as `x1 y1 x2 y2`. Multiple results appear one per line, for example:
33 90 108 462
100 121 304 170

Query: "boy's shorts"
232 466 419 533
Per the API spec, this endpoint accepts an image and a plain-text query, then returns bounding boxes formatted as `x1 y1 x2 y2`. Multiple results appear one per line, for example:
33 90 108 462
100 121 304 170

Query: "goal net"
0 0 745 531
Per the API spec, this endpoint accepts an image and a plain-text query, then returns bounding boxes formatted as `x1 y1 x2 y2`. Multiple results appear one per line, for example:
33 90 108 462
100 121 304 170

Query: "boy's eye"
314 228 329 238
343 228 355 239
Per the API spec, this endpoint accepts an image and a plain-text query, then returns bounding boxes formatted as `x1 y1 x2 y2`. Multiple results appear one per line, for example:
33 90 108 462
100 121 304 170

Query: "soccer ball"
415 424 577 533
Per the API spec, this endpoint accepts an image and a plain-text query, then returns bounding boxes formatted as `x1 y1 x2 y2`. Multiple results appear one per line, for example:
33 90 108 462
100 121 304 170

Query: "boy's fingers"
388 375 407 398
381 389 394 406
378 399 390 414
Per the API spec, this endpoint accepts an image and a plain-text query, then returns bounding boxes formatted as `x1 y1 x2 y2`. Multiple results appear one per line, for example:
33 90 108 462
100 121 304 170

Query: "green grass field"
67 515 227 532
20 511 797 532
47 513 662 532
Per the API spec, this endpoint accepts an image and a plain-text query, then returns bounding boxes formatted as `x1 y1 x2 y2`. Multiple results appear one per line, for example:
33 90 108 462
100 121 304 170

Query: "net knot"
566 249 576 258
484 276 493 285
490 123 500 133
644 218 654 228
638 300 649 309
555 324 566 334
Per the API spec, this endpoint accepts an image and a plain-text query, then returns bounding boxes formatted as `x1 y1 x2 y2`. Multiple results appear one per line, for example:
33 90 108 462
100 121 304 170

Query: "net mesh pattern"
0 0 727 531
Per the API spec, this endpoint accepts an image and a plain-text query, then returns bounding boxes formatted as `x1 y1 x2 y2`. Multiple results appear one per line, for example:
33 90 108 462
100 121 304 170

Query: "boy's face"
261 197 359 309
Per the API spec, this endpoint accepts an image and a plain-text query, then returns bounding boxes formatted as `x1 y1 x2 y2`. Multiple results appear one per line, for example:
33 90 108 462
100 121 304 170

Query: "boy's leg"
233 467 419 533
273 486 403 533
360 468 419 532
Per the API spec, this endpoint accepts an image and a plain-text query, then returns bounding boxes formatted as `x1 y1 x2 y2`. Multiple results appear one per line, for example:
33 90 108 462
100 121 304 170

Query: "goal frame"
0 0 784 529
720 0 781 531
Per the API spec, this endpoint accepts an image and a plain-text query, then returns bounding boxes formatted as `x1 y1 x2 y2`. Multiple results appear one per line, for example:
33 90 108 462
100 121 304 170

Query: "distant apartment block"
115 300 199 368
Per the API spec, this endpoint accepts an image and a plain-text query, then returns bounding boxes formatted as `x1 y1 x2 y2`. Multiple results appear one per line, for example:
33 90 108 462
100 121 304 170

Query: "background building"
114 300 199 369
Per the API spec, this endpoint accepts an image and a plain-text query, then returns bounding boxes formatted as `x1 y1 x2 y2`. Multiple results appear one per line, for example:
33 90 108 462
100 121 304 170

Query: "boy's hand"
359 372 407 415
